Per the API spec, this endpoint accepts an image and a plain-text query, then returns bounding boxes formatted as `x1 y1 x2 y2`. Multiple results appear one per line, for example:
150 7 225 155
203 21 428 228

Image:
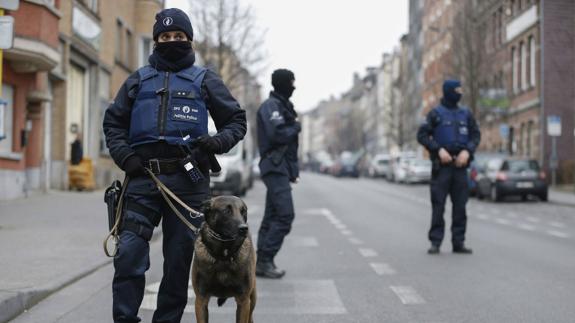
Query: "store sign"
72 6 101 49
547 115 561 137
0 0 19 10
0 16 14 49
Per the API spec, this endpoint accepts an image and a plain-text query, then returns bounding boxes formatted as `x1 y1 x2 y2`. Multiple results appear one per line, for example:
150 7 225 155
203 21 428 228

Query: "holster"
267 145 288 166
104 180 123 231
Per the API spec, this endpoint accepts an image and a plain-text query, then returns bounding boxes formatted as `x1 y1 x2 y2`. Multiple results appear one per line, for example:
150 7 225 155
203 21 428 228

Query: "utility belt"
264 145 288 166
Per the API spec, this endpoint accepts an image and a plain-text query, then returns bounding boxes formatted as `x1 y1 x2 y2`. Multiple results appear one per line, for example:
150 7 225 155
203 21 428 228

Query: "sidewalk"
0 190 149 322
549 188 575 207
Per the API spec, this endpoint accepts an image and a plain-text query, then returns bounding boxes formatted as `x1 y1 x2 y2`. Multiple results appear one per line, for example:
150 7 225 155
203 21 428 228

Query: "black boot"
427 245 440 254
453 244 473 254
256 260 286 279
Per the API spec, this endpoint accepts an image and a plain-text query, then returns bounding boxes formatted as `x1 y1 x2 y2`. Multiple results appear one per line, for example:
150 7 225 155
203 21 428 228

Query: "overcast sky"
165 0 409 112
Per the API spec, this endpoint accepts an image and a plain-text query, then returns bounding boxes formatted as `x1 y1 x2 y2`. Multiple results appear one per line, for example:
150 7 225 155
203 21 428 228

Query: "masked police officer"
103 8 246 323
417 80 480 255
256 69 300 279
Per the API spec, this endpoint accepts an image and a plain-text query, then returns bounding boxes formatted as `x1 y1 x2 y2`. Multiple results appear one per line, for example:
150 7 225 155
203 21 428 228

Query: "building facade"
1 0 164 200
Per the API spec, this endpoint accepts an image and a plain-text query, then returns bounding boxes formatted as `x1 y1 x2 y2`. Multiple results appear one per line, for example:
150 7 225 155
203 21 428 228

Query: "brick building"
477 0 574 183
421 0 574 183
1 1 61 199
1 0 163 200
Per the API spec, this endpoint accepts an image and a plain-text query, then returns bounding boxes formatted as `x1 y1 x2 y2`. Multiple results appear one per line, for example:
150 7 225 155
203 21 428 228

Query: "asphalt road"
11 172 575 323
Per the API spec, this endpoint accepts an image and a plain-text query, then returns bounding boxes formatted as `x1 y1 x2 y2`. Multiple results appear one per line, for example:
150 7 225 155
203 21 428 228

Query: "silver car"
403 159 432 184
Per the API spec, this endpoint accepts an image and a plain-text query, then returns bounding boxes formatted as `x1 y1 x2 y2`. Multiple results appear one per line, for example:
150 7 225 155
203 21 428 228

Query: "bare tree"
187 0 267 90
450 0 486 115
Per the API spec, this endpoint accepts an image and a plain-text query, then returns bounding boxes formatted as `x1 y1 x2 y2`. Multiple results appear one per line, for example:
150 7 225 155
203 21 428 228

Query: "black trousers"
257 173 295 262
112 173 208 323
429 165 469 247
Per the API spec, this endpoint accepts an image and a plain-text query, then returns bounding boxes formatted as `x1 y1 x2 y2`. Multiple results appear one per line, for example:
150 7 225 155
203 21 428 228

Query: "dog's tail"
217 297 228 307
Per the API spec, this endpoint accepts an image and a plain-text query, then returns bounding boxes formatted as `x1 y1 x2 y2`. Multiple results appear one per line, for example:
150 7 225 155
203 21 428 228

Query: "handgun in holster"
104 180 123 231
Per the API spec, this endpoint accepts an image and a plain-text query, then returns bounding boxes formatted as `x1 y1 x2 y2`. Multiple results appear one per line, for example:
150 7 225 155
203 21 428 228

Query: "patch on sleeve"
270 110 284 122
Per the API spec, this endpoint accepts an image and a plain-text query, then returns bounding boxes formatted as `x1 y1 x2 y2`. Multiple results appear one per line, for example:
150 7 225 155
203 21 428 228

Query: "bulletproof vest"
129 65 208 147
432 105 470 152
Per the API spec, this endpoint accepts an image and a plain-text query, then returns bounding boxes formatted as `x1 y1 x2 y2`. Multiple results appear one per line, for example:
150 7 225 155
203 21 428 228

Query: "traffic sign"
499 123 509 139
547 115 561 137
0 0 19 10
0 15 14 49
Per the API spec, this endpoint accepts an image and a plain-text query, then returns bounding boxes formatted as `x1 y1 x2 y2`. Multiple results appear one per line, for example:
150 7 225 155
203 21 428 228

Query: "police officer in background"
103 8 246 322
256 69 301 279
417 80 480 255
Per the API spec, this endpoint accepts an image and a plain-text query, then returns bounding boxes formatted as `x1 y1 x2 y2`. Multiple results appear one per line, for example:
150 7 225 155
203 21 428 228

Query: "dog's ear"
200 199 212 218
241 201 248 222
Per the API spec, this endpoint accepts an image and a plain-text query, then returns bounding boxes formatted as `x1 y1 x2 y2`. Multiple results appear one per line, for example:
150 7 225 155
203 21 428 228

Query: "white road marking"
390 286 426 305
348 237 364 245
495 218 510 225
370 263 396 275
476 213 490 220
518 223 536 231
550 221 566 229
142 279 347 314
334 223 347 230
340 229 353 236
506 212 518 218
547 230 570 239
358 248 378 257
527 216 540 223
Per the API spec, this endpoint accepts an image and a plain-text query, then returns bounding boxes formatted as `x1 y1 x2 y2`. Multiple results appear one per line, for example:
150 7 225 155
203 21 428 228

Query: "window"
81 0 98 13
99 70 110 156
125 29 133 67
115 20 122 62
520 41 527 91
529 36 536 87
139 37 153 68
525 121 533 157
511 46 518 93
0 84 14 154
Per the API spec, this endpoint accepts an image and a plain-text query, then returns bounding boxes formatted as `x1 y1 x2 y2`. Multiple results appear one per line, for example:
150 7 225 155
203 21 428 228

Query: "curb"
0 258 111 323
1 230 163 323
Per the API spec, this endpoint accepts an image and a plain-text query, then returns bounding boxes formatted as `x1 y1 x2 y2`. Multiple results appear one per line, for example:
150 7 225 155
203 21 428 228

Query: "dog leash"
103 177 129 258
145 169 203 235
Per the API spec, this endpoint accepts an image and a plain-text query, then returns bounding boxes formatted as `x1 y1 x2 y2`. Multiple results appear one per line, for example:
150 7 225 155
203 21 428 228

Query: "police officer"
417 80 480 255
103 8 246 323
256 69 301 279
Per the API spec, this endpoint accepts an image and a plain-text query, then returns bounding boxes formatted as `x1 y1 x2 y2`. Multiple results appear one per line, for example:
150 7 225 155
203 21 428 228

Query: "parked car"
208 119 254 196
387 152 417 182
368 154 391 178
476 157 548 202
333 151 361 178
403 159 432 184
468 153 507 196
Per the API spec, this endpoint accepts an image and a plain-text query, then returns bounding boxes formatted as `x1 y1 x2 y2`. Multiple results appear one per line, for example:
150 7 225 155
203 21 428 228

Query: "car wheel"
539 191 548 202
490 185 502 202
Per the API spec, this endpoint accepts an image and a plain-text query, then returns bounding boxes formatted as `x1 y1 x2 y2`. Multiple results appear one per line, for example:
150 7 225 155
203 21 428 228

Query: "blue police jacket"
257 91 301 179
130 65 208 147
103 66 246 170
417 103 481 158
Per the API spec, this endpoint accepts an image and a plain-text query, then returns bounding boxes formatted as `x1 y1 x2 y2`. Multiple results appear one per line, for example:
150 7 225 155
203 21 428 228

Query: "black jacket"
256 91 300 179
103 68 247 170
417 105 481 161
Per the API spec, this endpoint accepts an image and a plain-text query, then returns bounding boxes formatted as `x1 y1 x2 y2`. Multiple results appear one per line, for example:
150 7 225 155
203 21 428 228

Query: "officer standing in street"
256 69 301 279
103 8 246 323
417 80 480 255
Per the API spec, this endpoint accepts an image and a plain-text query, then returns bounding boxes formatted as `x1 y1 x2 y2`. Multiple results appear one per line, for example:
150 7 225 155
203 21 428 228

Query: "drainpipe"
539 0 545 168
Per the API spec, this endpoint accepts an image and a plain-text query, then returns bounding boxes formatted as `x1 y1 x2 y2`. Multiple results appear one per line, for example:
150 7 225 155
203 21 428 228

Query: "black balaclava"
441 79 462 108
149 8 195 72
272 69 296 100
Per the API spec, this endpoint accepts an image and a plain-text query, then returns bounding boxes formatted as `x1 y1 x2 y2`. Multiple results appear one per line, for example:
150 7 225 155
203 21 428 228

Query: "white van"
208 118 253 196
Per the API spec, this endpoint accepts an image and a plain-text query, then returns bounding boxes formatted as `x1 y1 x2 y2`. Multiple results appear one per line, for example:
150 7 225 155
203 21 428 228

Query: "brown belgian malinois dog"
192 196 257 323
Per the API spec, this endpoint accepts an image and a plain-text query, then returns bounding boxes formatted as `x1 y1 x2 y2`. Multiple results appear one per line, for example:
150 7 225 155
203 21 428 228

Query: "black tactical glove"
196 135 223 154
123 155 146 178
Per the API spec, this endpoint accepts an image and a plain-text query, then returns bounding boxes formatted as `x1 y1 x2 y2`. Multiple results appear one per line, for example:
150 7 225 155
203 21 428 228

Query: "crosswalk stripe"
390 286 426 305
